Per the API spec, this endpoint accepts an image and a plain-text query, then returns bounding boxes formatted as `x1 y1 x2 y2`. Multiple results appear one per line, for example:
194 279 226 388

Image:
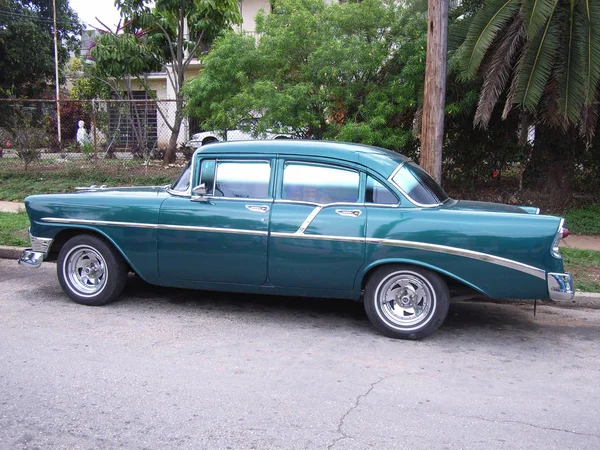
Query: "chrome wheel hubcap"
64 246 108 297
377 272 434 329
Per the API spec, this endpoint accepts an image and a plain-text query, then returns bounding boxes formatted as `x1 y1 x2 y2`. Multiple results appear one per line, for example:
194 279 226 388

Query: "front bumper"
547 272 575 301
18 232 53 269
18 249 45 268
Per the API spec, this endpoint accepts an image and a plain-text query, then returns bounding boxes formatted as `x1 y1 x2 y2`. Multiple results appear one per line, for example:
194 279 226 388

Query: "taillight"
561 227 570 239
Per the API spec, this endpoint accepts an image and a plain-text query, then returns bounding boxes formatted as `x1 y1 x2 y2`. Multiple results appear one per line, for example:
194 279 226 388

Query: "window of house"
282 163 359 204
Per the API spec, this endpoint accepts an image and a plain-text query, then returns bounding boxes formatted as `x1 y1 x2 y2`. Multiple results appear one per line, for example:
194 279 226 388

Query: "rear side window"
282 163 359 204
199 160 271 199
366 176 398 205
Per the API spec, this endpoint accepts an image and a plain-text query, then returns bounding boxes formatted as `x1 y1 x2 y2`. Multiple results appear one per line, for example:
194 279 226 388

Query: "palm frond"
502 42 527 119
581 0 600 105
457 0 520 79
554 0 585 125
579 102 599 139
522 0 559 39
475 17 524 128
513 7 561 112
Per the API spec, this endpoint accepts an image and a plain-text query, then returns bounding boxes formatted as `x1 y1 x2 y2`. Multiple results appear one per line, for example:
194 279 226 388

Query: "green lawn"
0 163 181 202
0 211 29 247
562 248 600 293
563 204 600 235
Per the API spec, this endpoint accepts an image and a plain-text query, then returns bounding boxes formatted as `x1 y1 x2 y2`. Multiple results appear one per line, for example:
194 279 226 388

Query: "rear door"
268 159 366 292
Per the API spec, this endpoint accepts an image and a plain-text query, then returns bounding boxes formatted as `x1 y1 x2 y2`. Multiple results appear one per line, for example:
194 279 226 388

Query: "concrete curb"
0 245 23 260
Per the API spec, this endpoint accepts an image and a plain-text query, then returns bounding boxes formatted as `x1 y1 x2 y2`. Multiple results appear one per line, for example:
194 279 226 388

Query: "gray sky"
69 0 123 30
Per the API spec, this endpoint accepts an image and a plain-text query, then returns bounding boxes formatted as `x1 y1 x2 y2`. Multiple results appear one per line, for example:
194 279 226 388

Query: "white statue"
76 120 89 145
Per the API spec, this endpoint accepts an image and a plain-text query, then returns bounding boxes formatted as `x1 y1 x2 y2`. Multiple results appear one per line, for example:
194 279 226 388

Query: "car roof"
193 140 409 178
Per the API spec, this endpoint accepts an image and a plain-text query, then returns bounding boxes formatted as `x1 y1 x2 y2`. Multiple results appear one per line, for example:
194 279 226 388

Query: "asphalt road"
1 259 599 450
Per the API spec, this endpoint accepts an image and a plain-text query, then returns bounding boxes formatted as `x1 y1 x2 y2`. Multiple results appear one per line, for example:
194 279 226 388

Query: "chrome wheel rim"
64 245 108 297
375 271 435 331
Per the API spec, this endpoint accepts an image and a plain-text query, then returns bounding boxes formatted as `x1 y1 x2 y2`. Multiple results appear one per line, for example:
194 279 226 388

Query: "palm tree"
456 0 600 138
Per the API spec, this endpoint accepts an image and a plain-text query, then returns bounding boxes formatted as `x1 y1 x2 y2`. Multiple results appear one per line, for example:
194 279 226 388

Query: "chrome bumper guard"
18 232 53 269
547 272 575 301
18 249 45 268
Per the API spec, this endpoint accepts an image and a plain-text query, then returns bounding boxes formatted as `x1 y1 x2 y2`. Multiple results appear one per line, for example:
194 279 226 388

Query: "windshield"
171 162 192 193
391 162 448 206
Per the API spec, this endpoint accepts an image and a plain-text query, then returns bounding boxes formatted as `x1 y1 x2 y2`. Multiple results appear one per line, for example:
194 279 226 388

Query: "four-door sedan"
18 140 574 339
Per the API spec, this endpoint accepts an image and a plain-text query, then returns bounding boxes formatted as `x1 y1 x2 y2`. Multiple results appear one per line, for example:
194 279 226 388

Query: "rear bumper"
547 272 575 301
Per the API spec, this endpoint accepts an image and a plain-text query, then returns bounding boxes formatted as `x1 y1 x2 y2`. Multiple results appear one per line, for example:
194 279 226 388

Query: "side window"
203 160 271 199
282 163 359 204
366 175 398 205
171 163 191 193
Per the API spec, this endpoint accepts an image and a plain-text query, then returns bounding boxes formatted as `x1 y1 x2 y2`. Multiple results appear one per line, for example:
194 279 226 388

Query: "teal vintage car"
19 140 574 339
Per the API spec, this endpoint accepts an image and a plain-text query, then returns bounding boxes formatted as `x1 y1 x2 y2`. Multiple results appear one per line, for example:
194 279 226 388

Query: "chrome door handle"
246 205 270 213
335 209 362 217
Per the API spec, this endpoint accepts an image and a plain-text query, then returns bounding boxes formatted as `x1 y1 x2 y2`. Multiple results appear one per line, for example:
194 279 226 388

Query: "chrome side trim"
41 217 267 236
270 231 547 280
365 237 546 279
42 218 158 229
296 206 323 234
160 224 267 236
270 232 364 243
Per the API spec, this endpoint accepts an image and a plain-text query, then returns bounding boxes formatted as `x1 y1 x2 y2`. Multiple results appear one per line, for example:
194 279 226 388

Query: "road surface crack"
446 412 600 438
327 376 388 450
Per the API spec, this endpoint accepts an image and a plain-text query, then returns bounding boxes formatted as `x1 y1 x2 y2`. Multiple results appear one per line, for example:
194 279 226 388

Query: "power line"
0 8 79 27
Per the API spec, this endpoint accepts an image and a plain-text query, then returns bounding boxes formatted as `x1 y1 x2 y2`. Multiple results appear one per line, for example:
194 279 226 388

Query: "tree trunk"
165 106 182 164
419 0 448 184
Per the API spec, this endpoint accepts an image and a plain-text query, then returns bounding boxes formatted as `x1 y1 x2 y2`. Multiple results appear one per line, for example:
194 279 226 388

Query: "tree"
185 0 427 155
90 0 242 163
456 0 600 137
0 0 82 97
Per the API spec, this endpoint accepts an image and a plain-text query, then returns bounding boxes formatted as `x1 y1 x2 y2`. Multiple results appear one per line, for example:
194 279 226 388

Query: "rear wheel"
364 265 449 340
57 234 128 306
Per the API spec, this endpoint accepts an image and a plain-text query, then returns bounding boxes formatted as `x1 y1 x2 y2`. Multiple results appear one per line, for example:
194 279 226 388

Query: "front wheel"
57 234 128 306
364 265 449 340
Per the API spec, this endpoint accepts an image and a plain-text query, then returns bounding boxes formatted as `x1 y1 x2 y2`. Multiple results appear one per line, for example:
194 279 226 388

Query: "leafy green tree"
185 0 427 154
0 0 82 97
90 0 242 162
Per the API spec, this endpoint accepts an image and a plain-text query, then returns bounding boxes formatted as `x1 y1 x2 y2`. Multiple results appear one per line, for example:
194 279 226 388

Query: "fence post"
92 99 98 161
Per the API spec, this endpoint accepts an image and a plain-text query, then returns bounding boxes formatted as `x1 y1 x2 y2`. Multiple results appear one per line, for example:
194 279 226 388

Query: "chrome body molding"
365 237 547 280
271 232 547 280
42 217 157 229
547 272 575 301
41 217 267 236
296 206 323 234
160 224 267 236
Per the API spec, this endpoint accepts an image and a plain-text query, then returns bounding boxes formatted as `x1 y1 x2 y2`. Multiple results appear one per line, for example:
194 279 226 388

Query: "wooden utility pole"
420 0 448 184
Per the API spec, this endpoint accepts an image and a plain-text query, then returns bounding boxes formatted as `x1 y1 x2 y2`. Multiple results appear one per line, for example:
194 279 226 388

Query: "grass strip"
0 211 30 247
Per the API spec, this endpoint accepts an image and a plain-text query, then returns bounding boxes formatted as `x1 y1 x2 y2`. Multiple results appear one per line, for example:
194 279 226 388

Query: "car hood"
440 199 527 214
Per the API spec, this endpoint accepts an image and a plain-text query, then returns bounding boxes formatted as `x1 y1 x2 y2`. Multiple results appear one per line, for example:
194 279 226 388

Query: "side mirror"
191 183 208 202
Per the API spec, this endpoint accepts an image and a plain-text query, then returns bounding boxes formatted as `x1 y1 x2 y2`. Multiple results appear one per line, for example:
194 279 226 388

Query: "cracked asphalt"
1 258 599 450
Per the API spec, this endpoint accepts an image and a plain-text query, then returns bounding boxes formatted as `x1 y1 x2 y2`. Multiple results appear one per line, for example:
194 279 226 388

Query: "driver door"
158 158 273 285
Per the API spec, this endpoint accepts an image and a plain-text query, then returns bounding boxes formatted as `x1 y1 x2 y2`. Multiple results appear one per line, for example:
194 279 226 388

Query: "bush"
564 204 600 235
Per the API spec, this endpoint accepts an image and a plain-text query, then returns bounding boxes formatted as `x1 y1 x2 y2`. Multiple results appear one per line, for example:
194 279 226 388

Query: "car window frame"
365 173 400 207
276 159 364 206
194 157 275 201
